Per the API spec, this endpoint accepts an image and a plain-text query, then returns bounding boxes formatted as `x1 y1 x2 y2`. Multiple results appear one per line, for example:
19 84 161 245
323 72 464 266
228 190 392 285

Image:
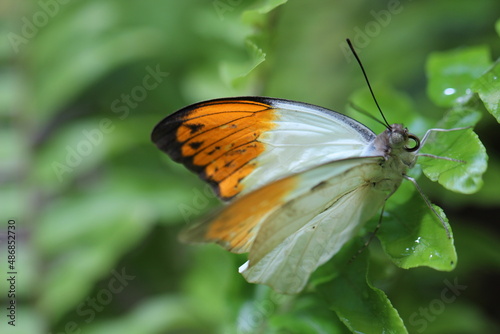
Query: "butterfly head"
368 124 420 168
388 124 420 152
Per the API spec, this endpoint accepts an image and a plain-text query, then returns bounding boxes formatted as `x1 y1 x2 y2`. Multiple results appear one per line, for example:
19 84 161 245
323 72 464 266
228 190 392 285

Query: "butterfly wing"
180 156 404 293
240 156 403 294
151 97 376 201
178 170 298 253
179 156 380 253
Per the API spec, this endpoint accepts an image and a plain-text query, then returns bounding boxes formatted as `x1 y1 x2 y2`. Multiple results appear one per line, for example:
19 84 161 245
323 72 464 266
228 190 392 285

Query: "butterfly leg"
416 127 472 163
403 175 451 239
417 127 471 152
349 203 386 263
416 153 466 163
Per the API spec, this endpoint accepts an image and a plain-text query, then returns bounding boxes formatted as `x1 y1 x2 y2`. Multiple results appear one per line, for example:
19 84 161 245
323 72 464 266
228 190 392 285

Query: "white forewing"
240 98 377 196
240 156 404 294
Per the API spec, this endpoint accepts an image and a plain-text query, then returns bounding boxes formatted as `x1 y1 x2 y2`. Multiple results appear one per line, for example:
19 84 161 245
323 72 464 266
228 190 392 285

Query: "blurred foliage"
1 0 500 333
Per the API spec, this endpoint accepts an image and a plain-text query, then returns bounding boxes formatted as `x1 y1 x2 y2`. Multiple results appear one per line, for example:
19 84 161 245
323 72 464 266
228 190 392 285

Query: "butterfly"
151 40 459 294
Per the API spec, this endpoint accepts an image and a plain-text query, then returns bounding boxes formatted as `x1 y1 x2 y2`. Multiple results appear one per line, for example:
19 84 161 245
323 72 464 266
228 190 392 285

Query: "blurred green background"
1 0 499 333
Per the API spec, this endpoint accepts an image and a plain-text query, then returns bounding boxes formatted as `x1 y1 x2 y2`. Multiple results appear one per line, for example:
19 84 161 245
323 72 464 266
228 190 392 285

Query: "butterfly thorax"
356 124 417 198
360 123 419 199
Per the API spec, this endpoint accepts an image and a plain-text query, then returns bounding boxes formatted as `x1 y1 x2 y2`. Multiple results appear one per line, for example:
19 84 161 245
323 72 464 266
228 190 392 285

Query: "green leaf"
236 285 296 334
426 46 491 107
380 186 457 271
183 0 287 99
242 0 289 26
471 60 500 122
182 245 247 332
419 107 487 194
314 241 408 334
82 296 199 334
219 39 266 89
33 8 164 118
224 0 287 88
0 306 46 334
268 313 342 334
272 295 348 333
35 194 152 320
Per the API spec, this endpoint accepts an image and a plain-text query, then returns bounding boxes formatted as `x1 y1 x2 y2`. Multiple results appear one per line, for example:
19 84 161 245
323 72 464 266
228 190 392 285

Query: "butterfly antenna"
346 39 391 129
348 102 388 127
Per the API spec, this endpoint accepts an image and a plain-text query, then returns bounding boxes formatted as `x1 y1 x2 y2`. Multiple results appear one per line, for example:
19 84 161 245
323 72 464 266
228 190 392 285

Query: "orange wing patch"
179 173 297 253
151 98 278 200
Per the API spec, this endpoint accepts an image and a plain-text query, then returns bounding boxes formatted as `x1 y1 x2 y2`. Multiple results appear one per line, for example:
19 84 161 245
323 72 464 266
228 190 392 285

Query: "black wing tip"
151 112 184 144
151 96 276 143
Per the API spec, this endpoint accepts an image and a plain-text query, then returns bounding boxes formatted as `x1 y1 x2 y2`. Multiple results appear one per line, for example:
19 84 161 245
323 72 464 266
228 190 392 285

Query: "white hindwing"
240 156 404 294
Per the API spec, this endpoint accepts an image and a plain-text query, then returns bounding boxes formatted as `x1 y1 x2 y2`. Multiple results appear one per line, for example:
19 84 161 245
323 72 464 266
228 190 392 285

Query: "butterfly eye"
404 134 420 152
